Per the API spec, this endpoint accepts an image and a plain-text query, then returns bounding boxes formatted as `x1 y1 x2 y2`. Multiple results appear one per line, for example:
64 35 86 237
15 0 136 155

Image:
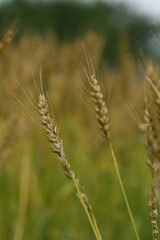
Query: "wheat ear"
144 99 158 240
38 90 102 240
84 54 140 240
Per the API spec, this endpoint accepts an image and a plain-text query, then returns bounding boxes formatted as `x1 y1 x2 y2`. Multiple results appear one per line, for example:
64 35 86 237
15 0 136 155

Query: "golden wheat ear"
83 50 140 240
38 80 102 240
142 66 160 240
82 50 110 140
143 98 159 240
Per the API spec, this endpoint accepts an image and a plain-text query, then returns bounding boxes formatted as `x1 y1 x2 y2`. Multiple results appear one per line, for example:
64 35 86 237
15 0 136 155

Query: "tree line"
0 0 155 63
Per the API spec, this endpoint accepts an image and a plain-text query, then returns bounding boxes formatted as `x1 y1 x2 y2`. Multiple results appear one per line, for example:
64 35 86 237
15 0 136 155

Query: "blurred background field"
0 0 160 239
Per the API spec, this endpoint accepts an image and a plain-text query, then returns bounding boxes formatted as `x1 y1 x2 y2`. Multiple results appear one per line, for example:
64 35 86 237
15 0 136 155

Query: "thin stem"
72 177 102 240
156 192 160 208
108 140 140 240
91 213 103 240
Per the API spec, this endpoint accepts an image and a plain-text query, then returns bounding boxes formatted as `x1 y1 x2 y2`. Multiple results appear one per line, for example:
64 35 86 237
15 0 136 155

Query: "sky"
107 0 160 19
0 0 160 21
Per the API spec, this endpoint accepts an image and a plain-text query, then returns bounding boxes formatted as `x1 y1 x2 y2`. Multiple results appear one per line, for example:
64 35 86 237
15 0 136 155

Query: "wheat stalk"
84 52 140 240
38 89 102 240
143 99 159 240
142 66 160 239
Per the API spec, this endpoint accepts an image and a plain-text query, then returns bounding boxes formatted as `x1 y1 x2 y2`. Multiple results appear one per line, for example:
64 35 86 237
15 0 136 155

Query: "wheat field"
0 29 159 240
